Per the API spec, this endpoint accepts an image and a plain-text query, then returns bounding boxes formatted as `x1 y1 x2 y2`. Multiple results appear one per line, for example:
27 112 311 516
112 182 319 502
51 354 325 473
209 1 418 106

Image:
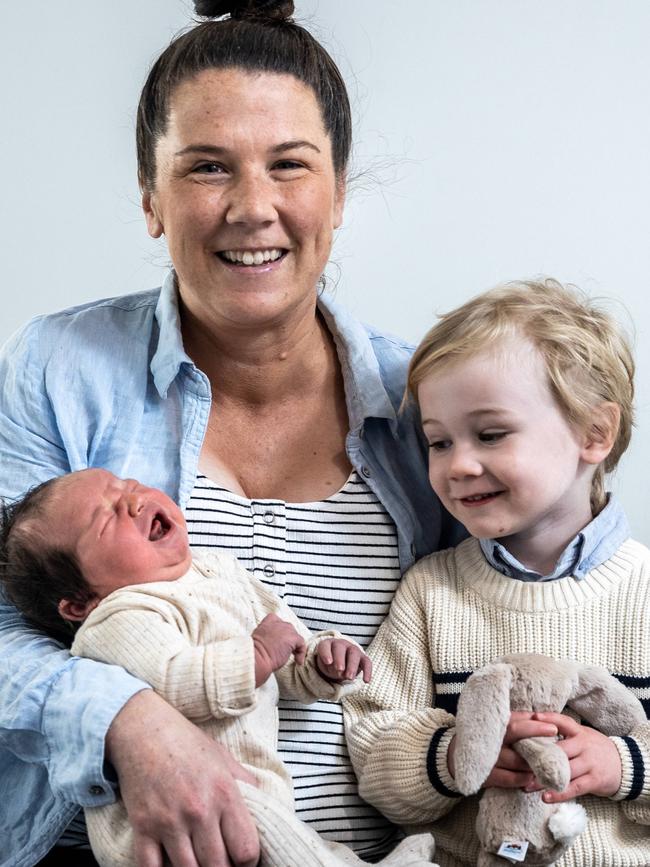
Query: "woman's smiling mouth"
218 248 287 266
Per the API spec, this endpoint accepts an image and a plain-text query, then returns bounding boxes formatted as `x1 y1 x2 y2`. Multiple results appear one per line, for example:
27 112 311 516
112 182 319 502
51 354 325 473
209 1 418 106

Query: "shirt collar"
316 291 396 431
479 495 630 582
149 271 397 428
151 271 193 398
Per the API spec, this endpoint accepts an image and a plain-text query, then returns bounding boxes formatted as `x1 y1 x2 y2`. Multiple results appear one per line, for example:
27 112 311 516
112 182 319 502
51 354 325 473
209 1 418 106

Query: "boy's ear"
58 596 99 623
580 402 621 466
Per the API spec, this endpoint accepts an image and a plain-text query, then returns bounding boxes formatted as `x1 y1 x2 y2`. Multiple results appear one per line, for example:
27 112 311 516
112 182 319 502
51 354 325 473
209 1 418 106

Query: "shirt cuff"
43 657 151 807
426 726 461 799
610 736 648 801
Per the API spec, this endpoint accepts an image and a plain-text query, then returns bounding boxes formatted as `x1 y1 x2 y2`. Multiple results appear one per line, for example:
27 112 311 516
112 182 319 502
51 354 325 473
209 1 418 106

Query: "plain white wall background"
1 1 648 542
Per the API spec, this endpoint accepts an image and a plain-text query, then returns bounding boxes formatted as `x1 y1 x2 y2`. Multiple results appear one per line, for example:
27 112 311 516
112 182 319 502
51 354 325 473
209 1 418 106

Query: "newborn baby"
1 469 436 867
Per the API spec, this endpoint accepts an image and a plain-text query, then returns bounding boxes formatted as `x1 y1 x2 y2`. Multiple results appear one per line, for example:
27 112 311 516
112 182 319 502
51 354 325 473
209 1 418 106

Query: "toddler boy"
345 279 650 866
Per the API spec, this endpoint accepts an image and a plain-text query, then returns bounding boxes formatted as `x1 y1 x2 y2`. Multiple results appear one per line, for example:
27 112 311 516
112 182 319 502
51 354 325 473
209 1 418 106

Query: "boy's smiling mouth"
458 491 504 506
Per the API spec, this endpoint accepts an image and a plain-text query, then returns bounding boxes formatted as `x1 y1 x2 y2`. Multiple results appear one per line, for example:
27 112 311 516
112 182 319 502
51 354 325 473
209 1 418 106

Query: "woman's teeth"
221 249 283 265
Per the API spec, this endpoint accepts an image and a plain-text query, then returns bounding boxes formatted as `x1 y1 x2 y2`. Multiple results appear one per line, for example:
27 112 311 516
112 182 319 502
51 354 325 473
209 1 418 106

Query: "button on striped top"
185 471 402 857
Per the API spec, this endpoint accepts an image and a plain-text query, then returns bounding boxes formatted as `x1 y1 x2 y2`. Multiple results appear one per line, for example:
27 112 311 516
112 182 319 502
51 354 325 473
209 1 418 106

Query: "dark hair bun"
194 0 294 21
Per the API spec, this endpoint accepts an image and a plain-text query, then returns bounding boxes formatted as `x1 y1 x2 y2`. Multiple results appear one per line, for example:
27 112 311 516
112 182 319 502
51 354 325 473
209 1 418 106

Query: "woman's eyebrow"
174 140 321 158
271 140 321 154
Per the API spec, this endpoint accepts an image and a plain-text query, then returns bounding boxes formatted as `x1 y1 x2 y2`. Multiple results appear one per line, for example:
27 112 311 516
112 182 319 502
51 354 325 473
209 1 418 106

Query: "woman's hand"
106 690 260 867
531 711 623 801
252 612 306 686
315 639 372 683
447 711 558 788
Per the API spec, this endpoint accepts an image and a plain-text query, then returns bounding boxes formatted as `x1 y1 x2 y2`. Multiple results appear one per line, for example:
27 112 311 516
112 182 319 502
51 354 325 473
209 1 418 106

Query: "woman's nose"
225 171 278 226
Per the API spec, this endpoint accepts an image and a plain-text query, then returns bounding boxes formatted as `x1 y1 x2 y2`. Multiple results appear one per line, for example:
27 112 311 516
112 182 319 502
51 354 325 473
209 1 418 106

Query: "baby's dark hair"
0 478 94 645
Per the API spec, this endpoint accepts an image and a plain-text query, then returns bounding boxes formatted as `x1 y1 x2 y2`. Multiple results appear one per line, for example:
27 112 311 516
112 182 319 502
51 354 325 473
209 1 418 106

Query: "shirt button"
361 465 371 478
410 543 417 557
263 511 275 524
263 564 275 577
89 785 105 796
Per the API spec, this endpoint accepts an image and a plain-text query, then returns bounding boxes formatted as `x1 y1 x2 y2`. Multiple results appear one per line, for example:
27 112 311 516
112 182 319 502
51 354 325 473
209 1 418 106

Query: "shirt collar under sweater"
479 495 630 582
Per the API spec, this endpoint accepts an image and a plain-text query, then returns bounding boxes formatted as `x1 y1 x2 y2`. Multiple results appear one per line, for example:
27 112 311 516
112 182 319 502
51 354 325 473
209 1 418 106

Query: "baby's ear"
580 402 620 466
58 596 99 622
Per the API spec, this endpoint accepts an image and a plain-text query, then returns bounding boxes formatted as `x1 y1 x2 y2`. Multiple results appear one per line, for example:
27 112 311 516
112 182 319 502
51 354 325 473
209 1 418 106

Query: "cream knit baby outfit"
71 550 435 867
344 537 650 867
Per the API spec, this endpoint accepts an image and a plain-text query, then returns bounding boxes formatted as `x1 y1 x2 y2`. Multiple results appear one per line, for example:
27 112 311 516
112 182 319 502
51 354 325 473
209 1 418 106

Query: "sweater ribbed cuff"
610 736 647 801
426 726 461 799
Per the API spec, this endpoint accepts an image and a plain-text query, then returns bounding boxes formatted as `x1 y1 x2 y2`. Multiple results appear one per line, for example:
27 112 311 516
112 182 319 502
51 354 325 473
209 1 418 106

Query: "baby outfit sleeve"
72 588 258 722
234 561 366 704
343 562 461 825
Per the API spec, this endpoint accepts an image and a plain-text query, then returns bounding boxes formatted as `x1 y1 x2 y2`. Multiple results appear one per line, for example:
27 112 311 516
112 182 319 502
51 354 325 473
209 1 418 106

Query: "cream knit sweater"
344 537 650 867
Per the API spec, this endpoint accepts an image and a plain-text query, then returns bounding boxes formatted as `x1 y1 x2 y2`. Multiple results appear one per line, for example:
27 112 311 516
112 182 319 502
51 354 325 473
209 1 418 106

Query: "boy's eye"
479 431 507 444
429 439 452 452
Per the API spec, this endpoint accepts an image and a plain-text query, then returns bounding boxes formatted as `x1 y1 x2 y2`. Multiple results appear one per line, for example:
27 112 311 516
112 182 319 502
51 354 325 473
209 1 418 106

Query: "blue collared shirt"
479 496 630 582
0 272 464 867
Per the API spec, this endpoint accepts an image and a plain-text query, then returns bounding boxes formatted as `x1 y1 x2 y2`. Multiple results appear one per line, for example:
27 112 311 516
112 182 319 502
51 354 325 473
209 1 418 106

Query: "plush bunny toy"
453 653 646 866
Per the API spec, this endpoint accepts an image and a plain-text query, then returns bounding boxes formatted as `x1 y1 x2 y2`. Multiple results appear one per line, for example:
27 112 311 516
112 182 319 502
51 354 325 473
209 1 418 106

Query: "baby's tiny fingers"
317 640 333 666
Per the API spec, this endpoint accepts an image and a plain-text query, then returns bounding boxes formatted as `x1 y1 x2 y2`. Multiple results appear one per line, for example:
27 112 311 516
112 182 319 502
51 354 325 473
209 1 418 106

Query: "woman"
0 2 463 866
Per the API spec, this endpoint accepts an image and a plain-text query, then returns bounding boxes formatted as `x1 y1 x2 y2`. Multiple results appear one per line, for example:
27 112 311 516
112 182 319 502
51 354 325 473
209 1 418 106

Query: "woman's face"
143 68 345 331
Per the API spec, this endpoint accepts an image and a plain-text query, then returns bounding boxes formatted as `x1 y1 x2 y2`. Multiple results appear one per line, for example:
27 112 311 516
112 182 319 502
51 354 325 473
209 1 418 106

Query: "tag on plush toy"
497 840 529 862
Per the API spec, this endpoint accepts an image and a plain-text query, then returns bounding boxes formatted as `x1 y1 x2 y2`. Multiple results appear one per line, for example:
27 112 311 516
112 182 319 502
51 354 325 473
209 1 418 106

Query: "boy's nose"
448 446 483 480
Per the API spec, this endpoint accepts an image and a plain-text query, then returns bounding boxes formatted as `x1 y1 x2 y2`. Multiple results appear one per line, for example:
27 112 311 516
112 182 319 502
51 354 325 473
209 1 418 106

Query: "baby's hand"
447 711 559 788
316 639 372 684
252 613 306 687
531 712 623 801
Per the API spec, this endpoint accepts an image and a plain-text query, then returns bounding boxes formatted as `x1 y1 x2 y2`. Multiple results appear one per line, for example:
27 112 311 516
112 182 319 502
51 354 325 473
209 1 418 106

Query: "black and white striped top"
185 471 402 858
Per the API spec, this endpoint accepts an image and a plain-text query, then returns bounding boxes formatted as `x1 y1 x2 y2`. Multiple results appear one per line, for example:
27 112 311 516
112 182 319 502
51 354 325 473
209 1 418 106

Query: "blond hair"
407 279 635 512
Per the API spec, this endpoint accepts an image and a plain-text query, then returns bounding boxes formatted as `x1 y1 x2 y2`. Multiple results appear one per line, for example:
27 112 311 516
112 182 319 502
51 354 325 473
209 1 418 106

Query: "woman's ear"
142 190 164 239
333 176 346 229
580 402 621 466
58 596 99 623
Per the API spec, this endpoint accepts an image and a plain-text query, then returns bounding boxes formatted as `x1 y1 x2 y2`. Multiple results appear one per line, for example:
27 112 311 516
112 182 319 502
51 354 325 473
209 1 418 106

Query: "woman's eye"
479 431 507 444
429 439 451 452
193 162 226 174
272 159 304 171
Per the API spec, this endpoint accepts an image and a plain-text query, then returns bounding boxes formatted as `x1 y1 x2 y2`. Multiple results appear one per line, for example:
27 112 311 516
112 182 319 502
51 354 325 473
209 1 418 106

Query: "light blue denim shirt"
479 496 630 581
0 272 464 867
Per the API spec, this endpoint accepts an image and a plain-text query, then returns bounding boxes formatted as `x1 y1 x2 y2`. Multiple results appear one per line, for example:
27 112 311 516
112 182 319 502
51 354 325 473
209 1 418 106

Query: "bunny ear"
568 665 646 735
454 662 513 794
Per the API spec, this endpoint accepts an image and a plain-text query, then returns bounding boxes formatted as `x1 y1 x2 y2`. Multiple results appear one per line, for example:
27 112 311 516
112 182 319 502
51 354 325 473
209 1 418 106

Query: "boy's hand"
530 712 623 801
252 613 306 687
316 639 372 684
447 711 559 788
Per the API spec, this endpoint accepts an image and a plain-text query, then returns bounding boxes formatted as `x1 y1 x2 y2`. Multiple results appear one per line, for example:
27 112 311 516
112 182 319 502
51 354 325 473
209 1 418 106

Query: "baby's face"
46 469 192 603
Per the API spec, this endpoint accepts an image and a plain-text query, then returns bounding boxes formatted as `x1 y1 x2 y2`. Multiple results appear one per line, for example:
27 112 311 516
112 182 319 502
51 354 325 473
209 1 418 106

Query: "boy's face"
46 469 192 616
418 336 598 553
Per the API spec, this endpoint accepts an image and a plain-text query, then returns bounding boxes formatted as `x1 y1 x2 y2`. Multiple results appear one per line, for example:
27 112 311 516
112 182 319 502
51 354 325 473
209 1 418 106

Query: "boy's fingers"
533 712 580 736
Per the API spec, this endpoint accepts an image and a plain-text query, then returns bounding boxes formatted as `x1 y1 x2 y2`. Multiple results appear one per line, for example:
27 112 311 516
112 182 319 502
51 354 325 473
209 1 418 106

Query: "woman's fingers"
107 692 260 867
133 836 165 867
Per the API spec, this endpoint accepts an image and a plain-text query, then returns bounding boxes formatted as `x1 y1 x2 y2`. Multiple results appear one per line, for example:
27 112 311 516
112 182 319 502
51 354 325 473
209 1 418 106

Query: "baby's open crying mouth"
149 513 170 541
